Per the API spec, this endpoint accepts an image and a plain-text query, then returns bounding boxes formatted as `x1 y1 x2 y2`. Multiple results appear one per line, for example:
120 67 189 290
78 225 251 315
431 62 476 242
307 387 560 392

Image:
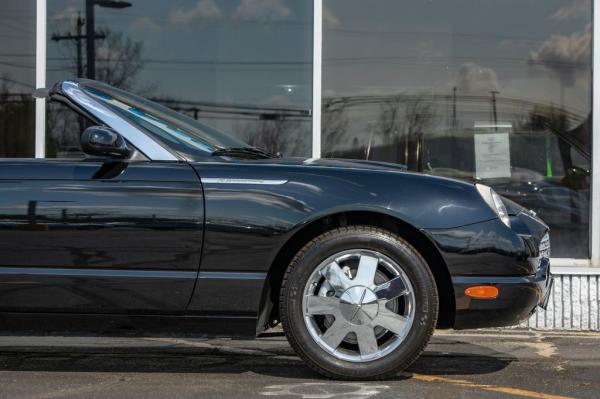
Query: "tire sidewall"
282 227 438 378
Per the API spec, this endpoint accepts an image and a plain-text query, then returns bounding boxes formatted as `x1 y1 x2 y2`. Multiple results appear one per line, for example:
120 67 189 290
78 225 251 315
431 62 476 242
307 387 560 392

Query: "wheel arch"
256 210 455 334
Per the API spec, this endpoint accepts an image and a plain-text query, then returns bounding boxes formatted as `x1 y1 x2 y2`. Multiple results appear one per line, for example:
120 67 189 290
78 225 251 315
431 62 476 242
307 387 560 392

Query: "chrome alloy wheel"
302 249 416 362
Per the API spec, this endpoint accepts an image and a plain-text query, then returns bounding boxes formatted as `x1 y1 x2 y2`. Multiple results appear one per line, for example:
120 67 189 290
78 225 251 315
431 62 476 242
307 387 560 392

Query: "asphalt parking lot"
0 329 598 399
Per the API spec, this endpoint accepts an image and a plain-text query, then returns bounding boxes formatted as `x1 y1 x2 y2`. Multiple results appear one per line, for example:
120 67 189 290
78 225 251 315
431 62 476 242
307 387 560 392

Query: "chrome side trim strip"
197 271 267 280
61 81 178 161
0 267 267 281
200 178 288 185
0 267 196 279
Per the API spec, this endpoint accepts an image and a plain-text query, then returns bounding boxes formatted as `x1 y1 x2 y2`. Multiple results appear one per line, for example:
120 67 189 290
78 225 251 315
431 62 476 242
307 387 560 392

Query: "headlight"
475 184 511 228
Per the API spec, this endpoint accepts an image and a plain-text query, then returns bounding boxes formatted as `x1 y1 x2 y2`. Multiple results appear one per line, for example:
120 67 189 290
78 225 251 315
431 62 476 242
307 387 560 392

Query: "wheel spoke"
354 325 379 357
321 319 352 350
353 254 379 286
320 261 353 292
303 248 416 363
374 276 409 301
375 307 410 336
305 295 340 316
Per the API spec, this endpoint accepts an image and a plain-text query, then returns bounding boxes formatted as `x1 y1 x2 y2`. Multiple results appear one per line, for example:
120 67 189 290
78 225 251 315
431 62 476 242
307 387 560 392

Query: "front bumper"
452 257 553 329
423 206 553 329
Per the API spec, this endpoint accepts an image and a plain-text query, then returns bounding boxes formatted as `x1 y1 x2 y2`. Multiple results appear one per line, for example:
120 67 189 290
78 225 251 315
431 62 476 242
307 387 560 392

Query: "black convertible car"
0 80 552 379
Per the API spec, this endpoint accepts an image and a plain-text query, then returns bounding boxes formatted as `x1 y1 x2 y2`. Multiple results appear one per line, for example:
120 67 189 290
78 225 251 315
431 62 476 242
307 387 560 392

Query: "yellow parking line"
411 374 575 399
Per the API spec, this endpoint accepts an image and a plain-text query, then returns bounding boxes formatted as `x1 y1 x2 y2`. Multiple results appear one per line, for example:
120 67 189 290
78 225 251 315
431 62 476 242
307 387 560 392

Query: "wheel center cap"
339 286 379 325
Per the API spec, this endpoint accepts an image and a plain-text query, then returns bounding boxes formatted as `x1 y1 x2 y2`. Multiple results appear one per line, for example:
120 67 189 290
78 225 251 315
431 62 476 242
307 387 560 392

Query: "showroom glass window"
46 0 313 157
322 0 592 258
0 0 35 158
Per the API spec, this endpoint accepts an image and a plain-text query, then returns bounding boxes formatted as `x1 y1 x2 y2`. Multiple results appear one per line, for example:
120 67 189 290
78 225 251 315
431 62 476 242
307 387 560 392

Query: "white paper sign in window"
474 123 512 179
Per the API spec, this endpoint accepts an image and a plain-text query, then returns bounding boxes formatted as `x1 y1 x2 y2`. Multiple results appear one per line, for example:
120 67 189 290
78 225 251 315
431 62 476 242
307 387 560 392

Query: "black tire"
280 226 438 380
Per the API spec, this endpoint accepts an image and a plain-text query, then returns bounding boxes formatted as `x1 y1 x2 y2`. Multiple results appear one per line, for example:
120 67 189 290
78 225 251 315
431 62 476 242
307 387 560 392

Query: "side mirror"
81 126 133 159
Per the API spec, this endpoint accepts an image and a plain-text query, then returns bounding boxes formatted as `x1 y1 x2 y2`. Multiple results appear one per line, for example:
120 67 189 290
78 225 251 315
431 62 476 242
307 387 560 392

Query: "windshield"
78 80 250 160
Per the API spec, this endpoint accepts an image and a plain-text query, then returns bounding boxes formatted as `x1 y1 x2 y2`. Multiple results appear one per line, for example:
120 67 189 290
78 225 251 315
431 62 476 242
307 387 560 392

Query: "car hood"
192 155 498 230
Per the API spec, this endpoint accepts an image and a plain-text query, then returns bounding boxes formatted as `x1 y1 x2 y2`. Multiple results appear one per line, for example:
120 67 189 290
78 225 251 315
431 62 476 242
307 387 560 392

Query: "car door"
0 158 204 314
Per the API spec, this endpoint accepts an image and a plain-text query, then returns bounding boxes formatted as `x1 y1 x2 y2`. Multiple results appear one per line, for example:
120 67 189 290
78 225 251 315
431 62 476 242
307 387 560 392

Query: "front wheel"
280 226 438 380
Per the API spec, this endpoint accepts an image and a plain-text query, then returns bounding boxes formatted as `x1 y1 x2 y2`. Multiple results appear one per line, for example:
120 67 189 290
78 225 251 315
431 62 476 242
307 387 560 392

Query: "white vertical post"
592 0 600 265
35 0 47 158
312 0 322 159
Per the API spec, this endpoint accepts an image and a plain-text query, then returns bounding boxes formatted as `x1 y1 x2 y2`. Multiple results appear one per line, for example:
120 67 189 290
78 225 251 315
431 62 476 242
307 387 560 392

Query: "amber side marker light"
465 286 499 299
